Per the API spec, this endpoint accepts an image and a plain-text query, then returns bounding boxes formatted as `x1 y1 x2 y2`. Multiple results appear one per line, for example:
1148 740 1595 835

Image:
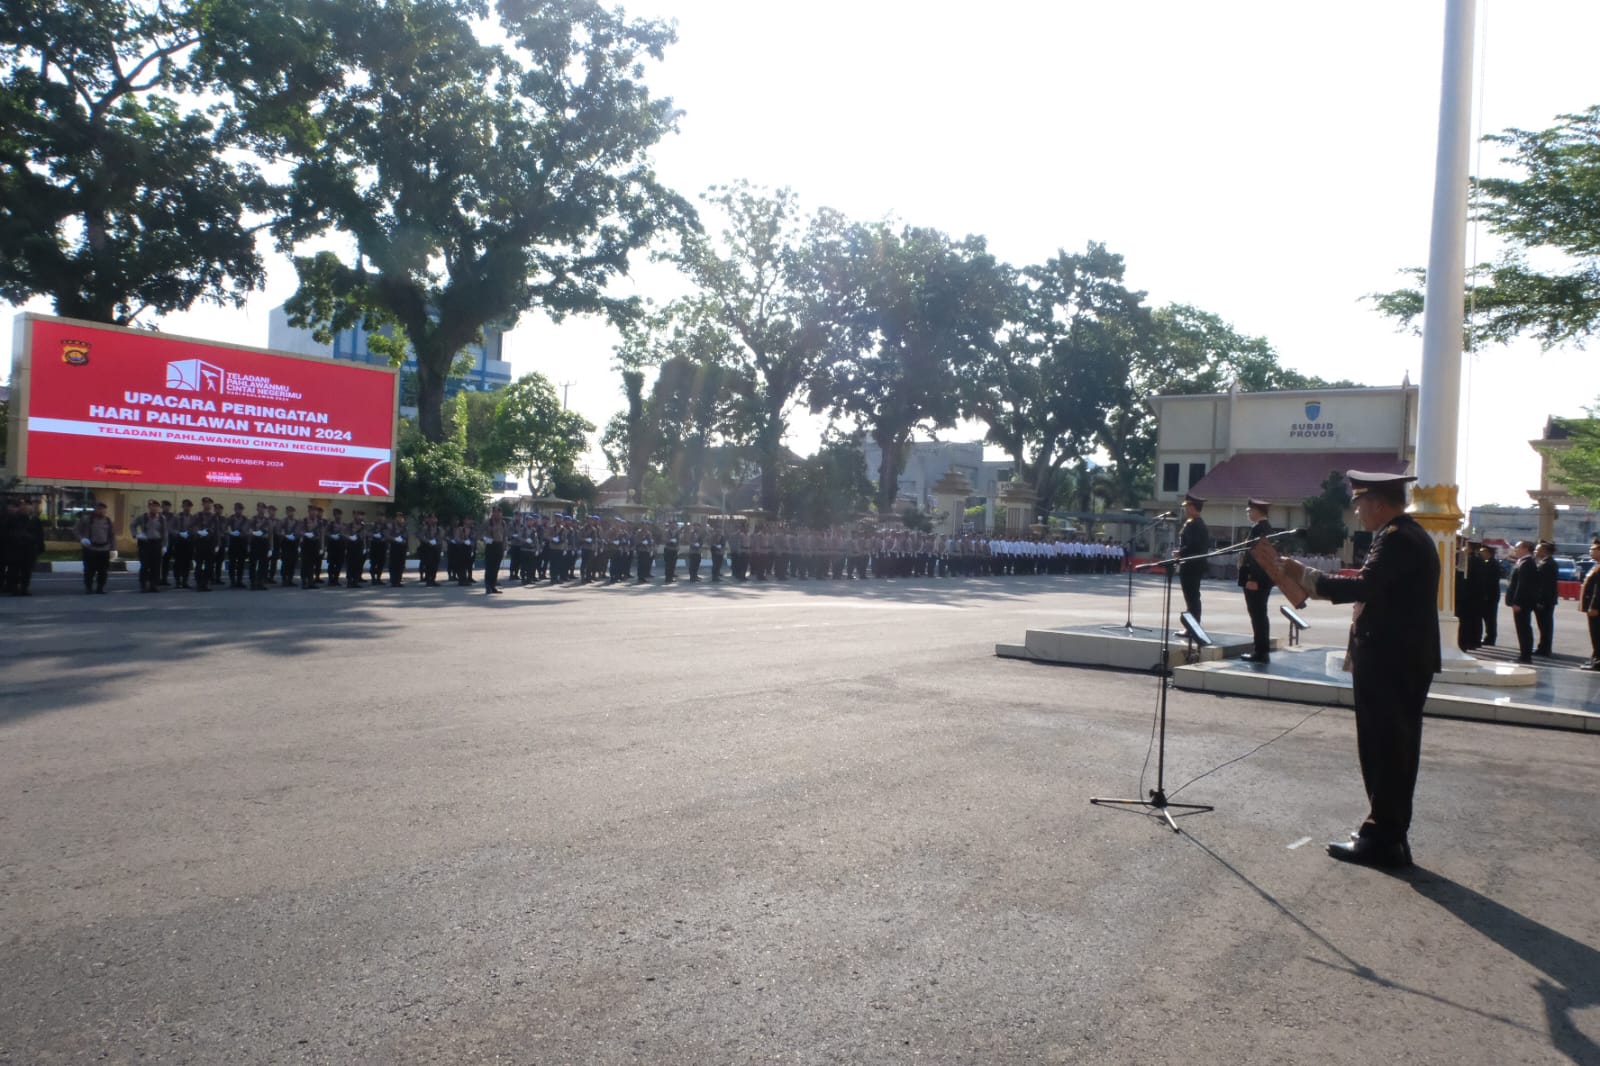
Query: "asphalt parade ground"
2 572 1598 1065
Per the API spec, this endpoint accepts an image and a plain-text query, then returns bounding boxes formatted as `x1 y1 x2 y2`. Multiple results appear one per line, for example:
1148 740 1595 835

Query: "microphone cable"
1167 702 1333 800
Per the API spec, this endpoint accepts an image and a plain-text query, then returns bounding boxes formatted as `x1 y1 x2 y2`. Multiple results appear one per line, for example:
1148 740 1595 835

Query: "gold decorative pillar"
1410 482 1465 612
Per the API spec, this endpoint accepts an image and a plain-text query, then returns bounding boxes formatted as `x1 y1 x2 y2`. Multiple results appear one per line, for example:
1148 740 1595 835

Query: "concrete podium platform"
995 622 1270 671
997 625 1600 734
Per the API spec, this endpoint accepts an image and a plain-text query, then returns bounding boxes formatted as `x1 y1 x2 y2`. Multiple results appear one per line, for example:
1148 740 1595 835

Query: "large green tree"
1373 104 1600 349
974 242 1146 515
482 372 593 497
235 0 692 443
645 183 854 513
0 0 271 323
776 431 873 529
814 222 1012 512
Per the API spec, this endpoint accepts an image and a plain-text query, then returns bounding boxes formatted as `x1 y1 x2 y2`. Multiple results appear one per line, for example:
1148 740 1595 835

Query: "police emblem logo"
61 339 90 365
1304 401 1321 421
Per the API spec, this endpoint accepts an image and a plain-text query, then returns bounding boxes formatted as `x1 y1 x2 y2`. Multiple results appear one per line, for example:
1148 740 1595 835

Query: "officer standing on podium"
1176 493 1210 625
1237 497 1275 663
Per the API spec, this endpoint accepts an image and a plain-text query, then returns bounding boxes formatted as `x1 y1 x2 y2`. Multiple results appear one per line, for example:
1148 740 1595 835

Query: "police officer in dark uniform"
1266 471 1440 869
191 499 219 591
1505 540 1538 664
346 512 368 587
387 513 409 586
226 502 250 587
1580 537 1600 671
1176 493 1210 626
1237 497 1275 663
170 499 196 588
1533 541 1559 657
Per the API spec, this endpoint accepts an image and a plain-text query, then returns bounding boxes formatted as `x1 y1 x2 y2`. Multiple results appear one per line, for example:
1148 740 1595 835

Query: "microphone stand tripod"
1089 529 1304 832
1090 555 1213 832
1101 514 1172 635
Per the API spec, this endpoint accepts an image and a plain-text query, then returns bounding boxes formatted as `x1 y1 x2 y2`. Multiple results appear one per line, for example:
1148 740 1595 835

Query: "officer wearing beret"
1266 471 1439 869
1176 493 1210 625
1237 497 1275 663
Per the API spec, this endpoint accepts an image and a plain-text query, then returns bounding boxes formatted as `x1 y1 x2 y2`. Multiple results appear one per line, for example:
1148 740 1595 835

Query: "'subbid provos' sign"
14 315 398 497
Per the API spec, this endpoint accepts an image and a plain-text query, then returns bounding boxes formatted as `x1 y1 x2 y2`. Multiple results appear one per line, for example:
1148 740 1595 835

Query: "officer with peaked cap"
1237 497 1276 663
1175 493 1210 626
1260 470 1439 869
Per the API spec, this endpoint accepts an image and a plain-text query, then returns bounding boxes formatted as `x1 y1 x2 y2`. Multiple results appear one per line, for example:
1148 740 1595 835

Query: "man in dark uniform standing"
1176 493 1210 626
226 502 250 587
191 500 218 591
1478 544 1501 646
1237 497 1275 663
131 498 168 593
1264 471 1440 869
77 500 116 593
1579 537 1600 671
325 507 346 586
1506 540 1538 665
1533 541 1559 657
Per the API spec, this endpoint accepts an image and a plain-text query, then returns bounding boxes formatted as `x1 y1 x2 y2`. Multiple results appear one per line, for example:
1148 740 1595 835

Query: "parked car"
1554 556 1579 582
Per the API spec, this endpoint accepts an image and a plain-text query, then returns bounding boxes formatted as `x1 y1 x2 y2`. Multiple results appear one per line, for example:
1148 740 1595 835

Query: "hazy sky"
8 0 1599 508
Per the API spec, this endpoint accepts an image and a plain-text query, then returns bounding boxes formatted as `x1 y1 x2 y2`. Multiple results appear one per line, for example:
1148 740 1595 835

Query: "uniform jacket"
1581 563 1600 614
1237 519 1274 589
1535 556 1560 610
1177 515 1210 577
1506 555 1539 610
1312 513 1441 675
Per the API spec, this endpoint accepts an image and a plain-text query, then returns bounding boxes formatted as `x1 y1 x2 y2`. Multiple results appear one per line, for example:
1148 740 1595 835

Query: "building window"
1188 462 1206 488
1162 464 1180 492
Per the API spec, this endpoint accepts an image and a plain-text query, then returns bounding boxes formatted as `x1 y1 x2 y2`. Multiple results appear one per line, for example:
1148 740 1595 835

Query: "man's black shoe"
1516 656 1533 664
1327 838 1411 869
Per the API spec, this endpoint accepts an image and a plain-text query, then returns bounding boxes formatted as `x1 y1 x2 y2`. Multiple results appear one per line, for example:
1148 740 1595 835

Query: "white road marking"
1287 836 1313 850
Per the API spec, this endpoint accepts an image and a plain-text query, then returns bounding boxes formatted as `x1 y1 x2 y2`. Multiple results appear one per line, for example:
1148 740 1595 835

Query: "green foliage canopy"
0 0 271 323
234 0 693 443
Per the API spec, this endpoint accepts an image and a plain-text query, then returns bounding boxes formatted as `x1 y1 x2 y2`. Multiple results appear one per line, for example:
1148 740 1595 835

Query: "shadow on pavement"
1179 830 1554 1048
1406 868 1600 1066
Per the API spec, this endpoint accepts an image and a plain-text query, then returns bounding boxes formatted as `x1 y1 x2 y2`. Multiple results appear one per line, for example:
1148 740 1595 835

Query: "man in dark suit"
1266 471 1440 869
1176 493 1210 626
1237 497 1275 663
1533 541 1559 656
1580 537 1600 671
1505 540 1538 665
1477 544 1501 646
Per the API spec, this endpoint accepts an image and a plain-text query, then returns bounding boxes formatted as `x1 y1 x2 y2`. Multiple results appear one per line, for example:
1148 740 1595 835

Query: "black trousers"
193 544 215 590
419 542 440 585
172 537 194 585
138 539 163 591
248 537 271 587
663 548 678 582
1243 584 1271 657
1179 569 1203 624
227 536 248 585
1351 654 1430 845
326 540 345 584
1534 604 1555 655
346 544 366 586
1588 610 1600 662
1513 606 1535 660
300 546 322 587
388 542 406 586
83 547 110 591
484 542 504 591
1480 601 1498 645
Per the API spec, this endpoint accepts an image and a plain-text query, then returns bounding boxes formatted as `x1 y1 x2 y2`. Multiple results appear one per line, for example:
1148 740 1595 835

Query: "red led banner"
13 315 398 497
